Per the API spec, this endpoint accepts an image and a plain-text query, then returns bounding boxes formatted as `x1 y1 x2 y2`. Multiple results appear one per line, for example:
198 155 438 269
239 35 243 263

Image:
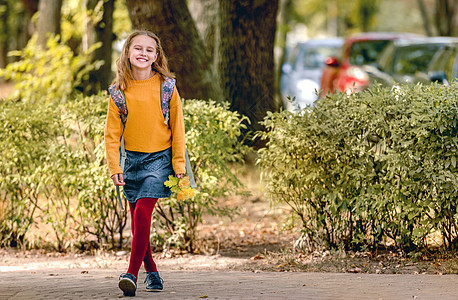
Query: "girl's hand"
111 173 125 186
176 173 184 179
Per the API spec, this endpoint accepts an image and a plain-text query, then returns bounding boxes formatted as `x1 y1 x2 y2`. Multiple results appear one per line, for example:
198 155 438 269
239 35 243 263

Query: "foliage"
0 34 102 102
257 83 458 254
165 175 196 202
0 33 120 250
67 92 129 250
291 0 380 36
0 81 249 252
0 0 30 67
153 100 250 253
113 0 132 39
0 100 61 248
60 0 131 46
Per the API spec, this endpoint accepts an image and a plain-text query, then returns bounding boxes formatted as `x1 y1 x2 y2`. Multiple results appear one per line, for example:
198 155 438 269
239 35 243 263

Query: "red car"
320 32 422 96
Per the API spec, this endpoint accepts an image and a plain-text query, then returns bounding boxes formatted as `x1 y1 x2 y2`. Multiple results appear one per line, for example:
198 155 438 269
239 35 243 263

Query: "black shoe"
144 271 164 292
119 273 137 296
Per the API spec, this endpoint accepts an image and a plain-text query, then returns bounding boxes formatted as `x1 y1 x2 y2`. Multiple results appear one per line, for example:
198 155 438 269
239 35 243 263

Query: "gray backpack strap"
185 149 196 188
115 122 126 210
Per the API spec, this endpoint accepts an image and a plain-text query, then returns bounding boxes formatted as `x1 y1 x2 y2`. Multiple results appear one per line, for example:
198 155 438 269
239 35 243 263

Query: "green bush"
257 83 458 253
153 100 250 252
0 89 249 251
0 100 61 247
67 93 129 250
0 35 105 250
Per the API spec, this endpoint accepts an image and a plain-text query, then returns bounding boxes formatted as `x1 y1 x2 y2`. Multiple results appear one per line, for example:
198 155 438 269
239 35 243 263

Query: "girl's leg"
127 198 158 279
143 242 158 272
129 201 157 273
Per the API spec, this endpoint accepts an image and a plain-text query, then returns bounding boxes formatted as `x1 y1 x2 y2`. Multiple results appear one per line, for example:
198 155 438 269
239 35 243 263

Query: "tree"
125 0 220 101
36 0 63 48
83 0 115 93
0 0 9 69
417 0 457 36
291 0 380 36
356 0 379 32
188 0 220 91
275 0 293 98
417 0 433 36
435 0 457 36
219 0 279 143
0 0 36 70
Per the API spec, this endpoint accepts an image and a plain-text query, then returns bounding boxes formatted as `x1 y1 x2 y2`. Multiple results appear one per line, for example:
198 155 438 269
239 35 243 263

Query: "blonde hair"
115 30 175 90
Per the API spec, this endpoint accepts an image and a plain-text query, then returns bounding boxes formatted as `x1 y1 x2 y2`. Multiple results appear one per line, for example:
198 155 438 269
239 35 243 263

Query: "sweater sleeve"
169 87 186 175
104 96 124 177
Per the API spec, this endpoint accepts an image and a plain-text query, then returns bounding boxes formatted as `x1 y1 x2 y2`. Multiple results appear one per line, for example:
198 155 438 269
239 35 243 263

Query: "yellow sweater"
104 75 186 177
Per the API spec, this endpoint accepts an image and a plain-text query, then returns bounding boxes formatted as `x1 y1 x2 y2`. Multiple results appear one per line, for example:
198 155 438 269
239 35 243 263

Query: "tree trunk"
0 0 35 69
20 0 38 47
125 0 220 101
188 0 219 60
327 0 339 36
435 0 457 36
0 0 8 70
188 0 221 98
417 0 434 36
36 0 63 48
357 0 378 32
219 0 279 145
83 0 114 94
82 0 98 52
275 0 292 102
95 0 114 90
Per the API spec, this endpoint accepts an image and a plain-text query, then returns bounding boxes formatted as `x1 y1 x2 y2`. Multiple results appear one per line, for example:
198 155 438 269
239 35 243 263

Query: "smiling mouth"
137 57 148 62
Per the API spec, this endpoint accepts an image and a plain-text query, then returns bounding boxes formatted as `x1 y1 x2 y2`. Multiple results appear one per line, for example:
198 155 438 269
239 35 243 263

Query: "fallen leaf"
250 253 265 260
346 267 362 273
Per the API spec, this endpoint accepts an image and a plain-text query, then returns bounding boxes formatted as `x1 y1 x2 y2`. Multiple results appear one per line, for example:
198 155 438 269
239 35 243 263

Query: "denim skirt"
122 147 174 203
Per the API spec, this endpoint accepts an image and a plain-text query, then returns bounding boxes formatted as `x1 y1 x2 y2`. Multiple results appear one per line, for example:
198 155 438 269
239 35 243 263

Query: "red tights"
127 198 158 280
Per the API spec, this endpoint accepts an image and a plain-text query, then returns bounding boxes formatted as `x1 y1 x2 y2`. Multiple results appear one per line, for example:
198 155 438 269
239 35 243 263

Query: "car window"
429 47 452 71
302 46 340 69
444 47 458 81
394 44 444 75
349 40 391 66
378 44 396 73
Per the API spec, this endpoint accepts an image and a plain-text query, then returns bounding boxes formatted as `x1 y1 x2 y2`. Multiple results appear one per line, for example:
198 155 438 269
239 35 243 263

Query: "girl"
104 30 185 297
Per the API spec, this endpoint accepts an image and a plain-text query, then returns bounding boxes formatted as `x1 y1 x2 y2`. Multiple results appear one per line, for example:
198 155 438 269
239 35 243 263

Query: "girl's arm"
104 96 124 177
169 87 186 176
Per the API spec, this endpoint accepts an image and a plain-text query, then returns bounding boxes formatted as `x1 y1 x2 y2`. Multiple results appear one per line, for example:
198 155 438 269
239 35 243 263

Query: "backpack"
108 77 196 210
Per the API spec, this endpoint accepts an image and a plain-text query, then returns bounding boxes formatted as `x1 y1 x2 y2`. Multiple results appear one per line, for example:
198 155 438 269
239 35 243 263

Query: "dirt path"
1 268 458 299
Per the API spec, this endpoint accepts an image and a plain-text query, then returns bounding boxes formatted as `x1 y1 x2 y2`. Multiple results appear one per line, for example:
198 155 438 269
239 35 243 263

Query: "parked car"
365 37 458 87
280 38 344 111
414 42 458 86
320 32 422 96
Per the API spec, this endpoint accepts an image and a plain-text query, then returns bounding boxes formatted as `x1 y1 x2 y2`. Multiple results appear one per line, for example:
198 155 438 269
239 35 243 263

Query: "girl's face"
128 35 158 72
